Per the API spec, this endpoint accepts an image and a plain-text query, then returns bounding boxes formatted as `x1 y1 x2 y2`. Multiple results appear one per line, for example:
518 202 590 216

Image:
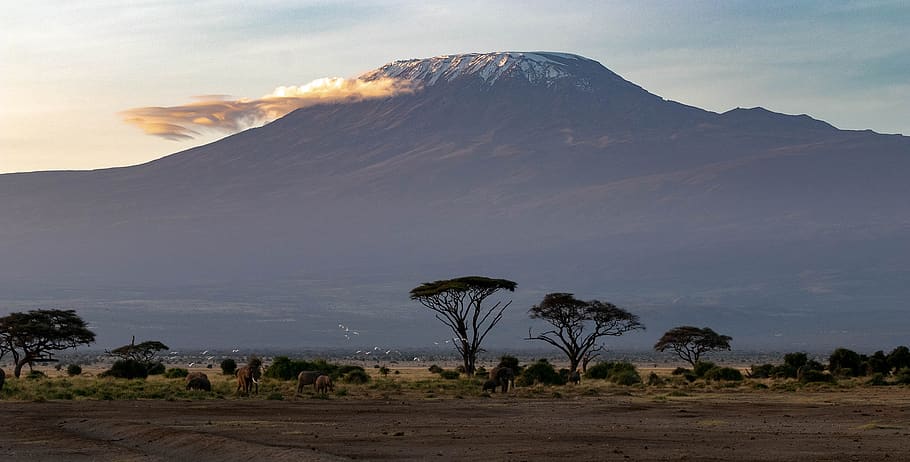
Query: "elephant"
315 375 334 394
488 366 515 393
236 357 263 395
482 379 497 393
0 368 5 393
185 371 211 391
297 371 320 393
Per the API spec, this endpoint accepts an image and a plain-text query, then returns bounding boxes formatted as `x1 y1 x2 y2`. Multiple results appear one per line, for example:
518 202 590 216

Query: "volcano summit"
1 52 907 349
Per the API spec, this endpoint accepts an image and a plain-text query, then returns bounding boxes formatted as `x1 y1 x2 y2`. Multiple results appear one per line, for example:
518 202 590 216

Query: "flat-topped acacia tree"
654 326 732 367
0 309 96 378
410 276 517 376
527 293 644 373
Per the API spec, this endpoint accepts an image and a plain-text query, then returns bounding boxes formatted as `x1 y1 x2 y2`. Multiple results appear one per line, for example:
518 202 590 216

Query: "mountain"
1 52 908 351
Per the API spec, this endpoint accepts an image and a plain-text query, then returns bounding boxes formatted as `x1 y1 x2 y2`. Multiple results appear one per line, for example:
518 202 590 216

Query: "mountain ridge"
0 51 907 349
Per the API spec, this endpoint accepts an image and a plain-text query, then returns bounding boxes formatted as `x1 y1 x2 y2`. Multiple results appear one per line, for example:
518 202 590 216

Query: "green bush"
703 367 743 381
829 348 864 377
584 361 640 385
516 359 564 387
893 368 910 385
647 372 664 386
428 364 444 374
866 373 888 386
748 364 774 378
164 367 189 378
439 370 460 380
343 369 371 384
265 356 340 380
26 370 47 380
783 352 808 369
612 369 642 386
799 369 835 384
693 361 717 378
66 364 82 377
101 359 149 379
671 367 691 376
379 366 390 376
147 362 166 375
220 358 237 375
497 355 521 373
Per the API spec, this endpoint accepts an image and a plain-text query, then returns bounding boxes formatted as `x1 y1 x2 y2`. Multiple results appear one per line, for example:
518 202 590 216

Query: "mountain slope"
1 52 907 349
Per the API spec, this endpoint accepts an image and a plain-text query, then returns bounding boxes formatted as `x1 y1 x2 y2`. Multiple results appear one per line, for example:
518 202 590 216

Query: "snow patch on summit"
362 52 593 89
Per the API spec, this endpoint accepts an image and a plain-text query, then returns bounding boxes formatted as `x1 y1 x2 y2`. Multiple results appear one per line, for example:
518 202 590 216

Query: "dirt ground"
2 388 909 462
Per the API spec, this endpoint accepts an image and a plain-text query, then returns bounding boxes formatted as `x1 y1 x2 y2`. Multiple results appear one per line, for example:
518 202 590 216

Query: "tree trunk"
14 358 27 378
569 358 581 374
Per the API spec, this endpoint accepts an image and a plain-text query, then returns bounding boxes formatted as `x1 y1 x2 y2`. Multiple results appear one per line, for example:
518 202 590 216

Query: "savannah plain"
2 365 909 461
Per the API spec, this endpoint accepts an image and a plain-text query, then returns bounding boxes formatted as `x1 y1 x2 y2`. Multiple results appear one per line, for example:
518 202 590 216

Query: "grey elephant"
488 366 515 393
481 379 497 393
315 375 334 394
297 371 320 393
185 371 211 391
236 357 263 395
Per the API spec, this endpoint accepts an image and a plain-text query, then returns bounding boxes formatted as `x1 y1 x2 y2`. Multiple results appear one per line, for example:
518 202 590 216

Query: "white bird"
413 357 420 361
232 349 240 353
188 362 195 367
355 350 362 354
201 350 209 355
351 331 359 335
385 350 392 355
170 351 179 355
207 356 215 360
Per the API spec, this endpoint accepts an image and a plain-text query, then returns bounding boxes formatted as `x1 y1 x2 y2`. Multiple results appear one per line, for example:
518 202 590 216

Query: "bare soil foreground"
2 389 910 461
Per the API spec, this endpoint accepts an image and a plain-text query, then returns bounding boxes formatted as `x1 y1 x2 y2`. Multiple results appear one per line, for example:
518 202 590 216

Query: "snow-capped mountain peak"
360 51 609 90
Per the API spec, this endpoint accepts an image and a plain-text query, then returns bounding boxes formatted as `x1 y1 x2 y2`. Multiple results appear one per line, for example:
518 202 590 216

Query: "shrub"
428 364 444 374
892 368 910 385
265 356 340 380
867 373 888 386
342 369 371 384
26 370 47 380
693 361 717 378
864 351 890 375
647 372 664 386
829 348 864 377
748 364 774 378
147 362 166 375
583 361 640 385
799 370 835 384
439 370 460 380
516 359 564 387
783 352 808 369
220 358 237 375
101 359 148 379
703 367 743 381
66 364 82 377
164 367 189 378
612 369 642 386
454 365 466 374
888 346 910 372
379 366 390 376
266 392 284 400
671 367 691 376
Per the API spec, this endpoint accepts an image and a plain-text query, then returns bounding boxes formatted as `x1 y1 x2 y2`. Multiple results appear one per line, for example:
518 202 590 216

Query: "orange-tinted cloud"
121 77 418 140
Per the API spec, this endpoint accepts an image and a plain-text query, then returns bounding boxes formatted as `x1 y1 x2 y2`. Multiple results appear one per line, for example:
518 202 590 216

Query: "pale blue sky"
2 0 907 173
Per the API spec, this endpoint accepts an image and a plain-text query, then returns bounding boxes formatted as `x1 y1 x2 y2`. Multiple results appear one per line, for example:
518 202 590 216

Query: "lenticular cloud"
121 77 417 140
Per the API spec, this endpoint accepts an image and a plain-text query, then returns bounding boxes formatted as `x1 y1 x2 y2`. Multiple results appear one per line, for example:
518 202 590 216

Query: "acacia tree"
410 276 517 376
527 293 644 373
654 326 732 367
0 309 96 378
108 337 169 373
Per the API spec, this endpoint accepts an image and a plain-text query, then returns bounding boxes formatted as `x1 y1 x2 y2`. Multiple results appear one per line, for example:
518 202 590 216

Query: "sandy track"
2 391 909 461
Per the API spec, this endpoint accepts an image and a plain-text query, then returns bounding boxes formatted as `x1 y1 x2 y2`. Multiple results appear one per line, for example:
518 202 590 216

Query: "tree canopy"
109 340 169 363
0 309 96 377
527 293 644 372
654 326 732 367
409 276 517 376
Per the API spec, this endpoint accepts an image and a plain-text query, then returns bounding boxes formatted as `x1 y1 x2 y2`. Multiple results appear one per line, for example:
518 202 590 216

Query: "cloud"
121 77 418 140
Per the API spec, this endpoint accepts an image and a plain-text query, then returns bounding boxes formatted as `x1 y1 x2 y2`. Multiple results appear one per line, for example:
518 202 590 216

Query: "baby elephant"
185 371 211 391
315 375 334 394
482 379 497 393
297 371 320 393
